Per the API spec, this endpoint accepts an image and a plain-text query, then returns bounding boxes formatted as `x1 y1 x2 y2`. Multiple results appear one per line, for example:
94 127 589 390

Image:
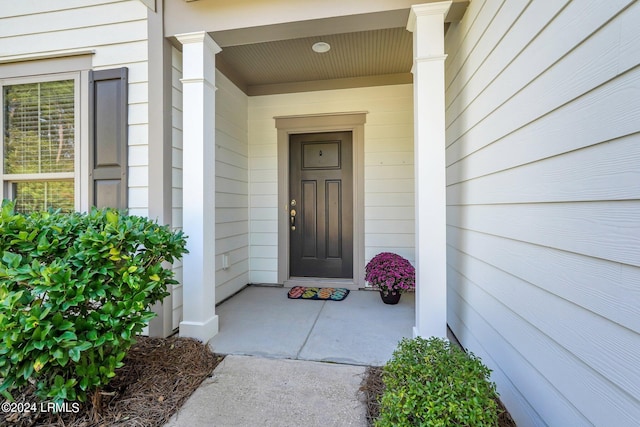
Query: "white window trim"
0 70 90 212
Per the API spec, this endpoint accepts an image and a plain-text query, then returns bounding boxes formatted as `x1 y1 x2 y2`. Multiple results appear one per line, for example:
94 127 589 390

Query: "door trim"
275 112 366 289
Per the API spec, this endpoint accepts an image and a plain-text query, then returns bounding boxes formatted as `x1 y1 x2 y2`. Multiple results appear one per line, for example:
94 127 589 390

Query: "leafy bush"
376 337 500 427
0 201 187 405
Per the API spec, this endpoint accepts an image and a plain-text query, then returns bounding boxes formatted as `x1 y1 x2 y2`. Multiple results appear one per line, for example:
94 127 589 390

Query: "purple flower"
365 252 415 296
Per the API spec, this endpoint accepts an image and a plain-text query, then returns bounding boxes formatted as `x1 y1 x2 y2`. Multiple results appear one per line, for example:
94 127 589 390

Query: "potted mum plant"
365 252 415 304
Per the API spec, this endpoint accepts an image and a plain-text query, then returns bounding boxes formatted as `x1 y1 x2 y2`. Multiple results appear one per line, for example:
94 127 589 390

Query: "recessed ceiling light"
312 41 331 53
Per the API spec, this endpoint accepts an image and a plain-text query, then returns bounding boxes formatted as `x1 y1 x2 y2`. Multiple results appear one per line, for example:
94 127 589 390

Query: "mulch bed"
1 336 223 427
359 366 385 426
359 366 517 427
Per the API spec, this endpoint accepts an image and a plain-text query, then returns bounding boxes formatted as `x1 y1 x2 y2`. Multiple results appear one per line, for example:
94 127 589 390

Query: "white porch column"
407 1 451 339
176 31 220 343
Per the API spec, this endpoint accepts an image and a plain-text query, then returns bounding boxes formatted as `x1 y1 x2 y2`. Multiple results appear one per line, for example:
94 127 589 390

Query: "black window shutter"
88 67 128 209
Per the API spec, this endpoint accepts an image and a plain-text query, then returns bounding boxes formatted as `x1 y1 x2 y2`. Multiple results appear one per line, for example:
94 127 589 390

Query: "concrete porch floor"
208 285 415 366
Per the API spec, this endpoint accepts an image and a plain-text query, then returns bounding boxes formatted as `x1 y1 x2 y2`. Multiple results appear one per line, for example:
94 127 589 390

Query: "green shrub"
376 337 500 427
0 201 187 405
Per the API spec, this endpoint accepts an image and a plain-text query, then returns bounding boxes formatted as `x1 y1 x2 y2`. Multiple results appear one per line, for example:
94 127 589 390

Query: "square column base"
179 315 219 343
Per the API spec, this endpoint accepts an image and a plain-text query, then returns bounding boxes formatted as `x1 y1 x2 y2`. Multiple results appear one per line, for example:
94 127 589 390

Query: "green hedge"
0 201 187 404
376 337 501 427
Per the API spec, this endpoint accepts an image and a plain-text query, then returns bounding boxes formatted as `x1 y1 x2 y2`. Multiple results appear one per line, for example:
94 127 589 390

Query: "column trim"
179 77 217 91
415 54 448 63
176 31 222 55
407 1 453 32
407 1 451 340
176 30 219 343
147 0 174 338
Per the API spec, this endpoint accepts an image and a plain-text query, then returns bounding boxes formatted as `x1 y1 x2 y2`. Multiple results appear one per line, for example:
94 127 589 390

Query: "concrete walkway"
165 355 367 427
210 285 415 366
165 286 415 427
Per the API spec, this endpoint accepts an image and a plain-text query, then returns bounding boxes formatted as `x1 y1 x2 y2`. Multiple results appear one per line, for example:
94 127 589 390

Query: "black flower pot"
380 291 401 305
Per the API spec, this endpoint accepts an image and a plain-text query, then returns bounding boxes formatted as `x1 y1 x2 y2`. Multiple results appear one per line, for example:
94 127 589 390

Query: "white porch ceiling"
216 27 414 95
168 0 469 95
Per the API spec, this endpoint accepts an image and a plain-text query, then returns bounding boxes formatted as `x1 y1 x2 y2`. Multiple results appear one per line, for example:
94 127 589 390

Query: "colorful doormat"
287 286 350 301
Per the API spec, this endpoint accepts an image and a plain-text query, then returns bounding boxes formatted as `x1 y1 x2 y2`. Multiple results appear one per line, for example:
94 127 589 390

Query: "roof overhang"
165 0 469 95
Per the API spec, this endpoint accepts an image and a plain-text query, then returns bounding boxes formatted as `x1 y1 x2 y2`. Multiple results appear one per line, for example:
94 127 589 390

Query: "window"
1 64 128 213
2 76 79 213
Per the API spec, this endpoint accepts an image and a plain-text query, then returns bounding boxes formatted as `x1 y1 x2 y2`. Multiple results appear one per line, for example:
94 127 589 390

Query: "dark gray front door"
289 132 353 278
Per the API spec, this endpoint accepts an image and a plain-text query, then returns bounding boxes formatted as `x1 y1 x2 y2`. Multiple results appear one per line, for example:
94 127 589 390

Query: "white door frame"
275 112 366 290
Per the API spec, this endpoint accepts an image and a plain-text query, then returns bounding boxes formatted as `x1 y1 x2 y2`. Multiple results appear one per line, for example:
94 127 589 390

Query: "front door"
289 131 353 278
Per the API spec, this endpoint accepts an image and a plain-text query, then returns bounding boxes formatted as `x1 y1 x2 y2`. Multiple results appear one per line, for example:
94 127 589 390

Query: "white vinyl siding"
444 1 640 426
0 0 150 216
215 71 250 302
248 84 414 284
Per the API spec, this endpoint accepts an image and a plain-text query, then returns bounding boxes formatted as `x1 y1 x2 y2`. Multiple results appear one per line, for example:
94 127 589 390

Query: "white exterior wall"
444 1 640 426
215 72 250 302
248 85 414 284
0 0 150 217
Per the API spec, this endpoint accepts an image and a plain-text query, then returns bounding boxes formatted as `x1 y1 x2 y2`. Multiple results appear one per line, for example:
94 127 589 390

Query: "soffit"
216 27 413 96
170 1 470 95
